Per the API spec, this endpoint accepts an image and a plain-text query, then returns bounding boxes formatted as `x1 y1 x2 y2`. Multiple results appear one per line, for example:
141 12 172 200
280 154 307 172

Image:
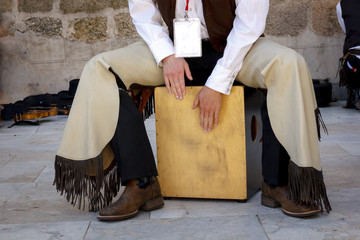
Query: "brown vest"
157 0 236 52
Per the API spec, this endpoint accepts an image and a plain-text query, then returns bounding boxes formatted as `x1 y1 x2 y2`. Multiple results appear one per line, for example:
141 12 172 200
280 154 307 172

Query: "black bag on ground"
69 79 80 97
1 79 80 121
1 101 30 120
313 79 332 107
23 93 57 107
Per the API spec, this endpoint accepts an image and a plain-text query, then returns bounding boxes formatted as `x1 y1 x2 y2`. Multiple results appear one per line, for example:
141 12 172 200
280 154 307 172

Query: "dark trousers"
110 40 289 187
110 90 158 185
261 99 290 188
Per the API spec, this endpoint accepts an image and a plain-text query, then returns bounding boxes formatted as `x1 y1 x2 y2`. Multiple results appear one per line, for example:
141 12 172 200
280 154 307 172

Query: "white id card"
173 18 202 58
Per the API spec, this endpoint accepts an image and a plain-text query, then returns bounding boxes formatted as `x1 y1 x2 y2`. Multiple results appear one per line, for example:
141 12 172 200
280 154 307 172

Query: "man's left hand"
192 86 223 132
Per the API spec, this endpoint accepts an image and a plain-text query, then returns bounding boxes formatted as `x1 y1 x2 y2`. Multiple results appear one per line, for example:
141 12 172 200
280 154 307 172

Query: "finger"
199 108 204 130
174 76 184 100
208 111 214 132
169 79 179 99
214 108 220 127
184 62 193 81
192 96 199 109
164 78 172 95
203 110 210 133
179 75 186 97
173 78 182 100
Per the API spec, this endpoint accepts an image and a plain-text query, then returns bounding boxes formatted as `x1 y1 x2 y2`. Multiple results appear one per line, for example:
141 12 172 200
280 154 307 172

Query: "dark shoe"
97 177 164 221
261 182 320 218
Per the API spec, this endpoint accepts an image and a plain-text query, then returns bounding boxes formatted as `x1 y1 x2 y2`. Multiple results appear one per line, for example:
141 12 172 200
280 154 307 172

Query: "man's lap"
88 38 300 91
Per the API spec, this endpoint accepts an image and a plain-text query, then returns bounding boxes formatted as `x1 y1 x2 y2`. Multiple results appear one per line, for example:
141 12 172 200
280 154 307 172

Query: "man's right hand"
162 54 193 100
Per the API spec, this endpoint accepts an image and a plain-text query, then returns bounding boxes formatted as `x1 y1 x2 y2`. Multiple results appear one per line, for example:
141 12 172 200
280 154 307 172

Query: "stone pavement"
0 101 359 240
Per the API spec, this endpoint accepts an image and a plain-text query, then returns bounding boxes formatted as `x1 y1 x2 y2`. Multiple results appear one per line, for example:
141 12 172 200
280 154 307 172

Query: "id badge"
173 18 202 58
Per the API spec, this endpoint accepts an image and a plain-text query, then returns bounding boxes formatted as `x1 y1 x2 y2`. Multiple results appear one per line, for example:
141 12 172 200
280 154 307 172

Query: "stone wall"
0 0 345 104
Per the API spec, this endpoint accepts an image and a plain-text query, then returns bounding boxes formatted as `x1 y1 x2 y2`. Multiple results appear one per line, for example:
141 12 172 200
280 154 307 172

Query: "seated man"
54 0 331 220
337 0 360 109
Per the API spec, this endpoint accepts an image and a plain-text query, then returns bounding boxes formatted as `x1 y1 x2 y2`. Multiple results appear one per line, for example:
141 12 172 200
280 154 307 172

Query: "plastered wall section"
0 0 346 104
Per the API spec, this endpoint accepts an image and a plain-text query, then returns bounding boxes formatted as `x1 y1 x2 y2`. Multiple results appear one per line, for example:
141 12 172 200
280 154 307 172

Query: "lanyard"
185 0 190 18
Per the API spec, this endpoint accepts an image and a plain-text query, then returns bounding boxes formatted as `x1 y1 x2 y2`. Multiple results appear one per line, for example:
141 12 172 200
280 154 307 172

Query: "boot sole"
97 210 139 221
141 195 165 211
282 208 321 218
262 194 321 218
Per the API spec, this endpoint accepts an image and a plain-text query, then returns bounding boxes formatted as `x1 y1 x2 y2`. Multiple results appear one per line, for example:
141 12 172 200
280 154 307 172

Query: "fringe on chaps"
53 154 120 212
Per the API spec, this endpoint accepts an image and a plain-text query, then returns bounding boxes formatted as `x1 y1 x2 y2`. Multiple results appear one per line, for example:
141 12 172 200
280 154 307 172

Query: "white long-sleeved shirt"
336 2 360 58
129 0 269 95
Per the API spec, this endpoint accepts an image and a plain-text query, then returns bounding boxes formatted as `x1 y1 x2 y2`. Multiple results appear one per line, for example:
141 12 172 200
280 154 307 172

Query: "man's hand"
162 54 192 100
192 86 223 132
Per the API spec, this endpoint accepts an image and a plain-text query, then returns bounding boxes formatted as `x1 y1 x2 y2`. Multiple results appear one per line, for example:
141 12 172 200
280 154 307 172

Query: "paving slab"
0 152 15 168
319 143 349 156
0 182 34 203
324 123 360 135
326 188 360 212
0 199 98 224
151 196 278 220
320 133 360 144
0 160 45 183
34 170 56 183
0 148 55 161
0 133 61 151
0 122 39 136
322 155 360 190
259 210 360 240
0 221 90 240
337 142 360 155
85 215 269 240
35 116 67 135
319 102 359 125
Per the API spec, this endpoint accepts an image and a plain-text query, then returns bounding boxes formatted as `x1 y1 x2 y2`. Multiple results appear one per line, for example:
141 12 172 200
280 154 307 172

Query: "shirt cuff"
148 39 175 67
205 64 237 95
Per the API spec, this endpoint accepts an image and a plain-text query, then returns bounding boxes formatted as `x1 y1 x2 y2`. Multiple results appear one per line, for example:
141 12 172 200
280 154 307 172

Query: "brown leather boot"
261 181 320 218
97 177 164 221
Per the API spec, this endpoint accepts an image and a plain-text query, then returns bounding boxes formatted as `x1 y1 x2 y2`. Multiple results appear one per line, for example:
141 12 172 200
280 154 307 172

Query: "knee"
263 48 311 89
276 48 307 70
83 53 108 71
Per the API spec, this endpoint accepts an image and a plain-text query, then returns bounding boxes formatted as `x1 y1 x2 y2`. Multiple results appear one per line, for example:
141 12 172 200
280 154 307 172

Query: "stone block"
111 0 128 9
24 17 62 38
18 35 66 63
115 13 139 39
0 14 15 37
18 0 53 13
60 0 127 14
304 45 342 80
68 17 108 42
64 39 113 61
113 38 142 49
0 35 69 103
265 0 309 36
312 0 343 36
0 0 12 13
